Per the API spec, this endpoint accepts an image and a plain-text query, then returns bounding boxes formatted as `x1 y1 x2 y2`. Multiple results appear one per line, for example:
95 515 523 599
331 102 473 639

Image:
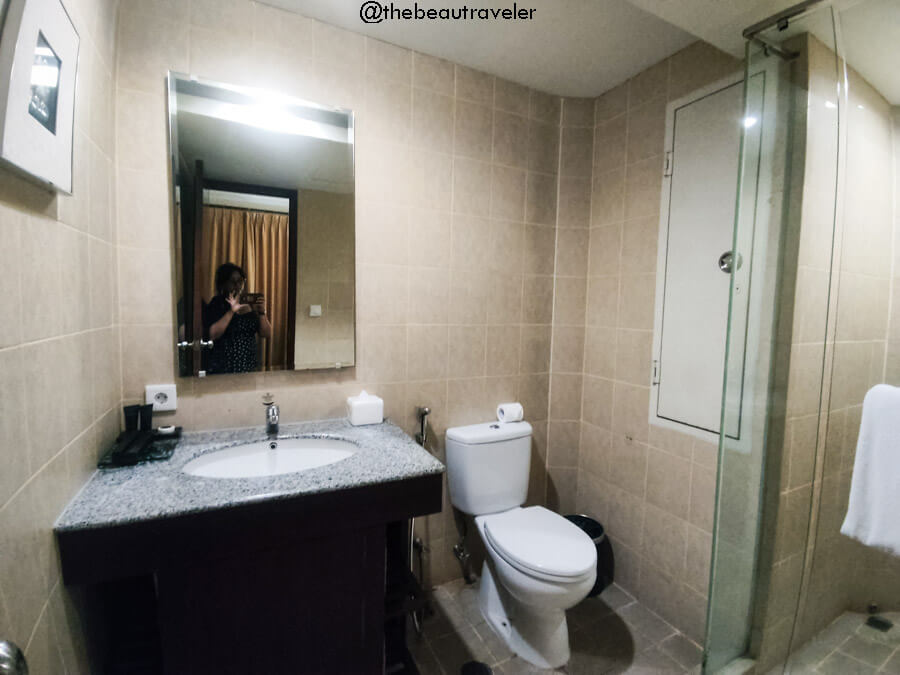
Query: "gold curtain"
200 206 290 370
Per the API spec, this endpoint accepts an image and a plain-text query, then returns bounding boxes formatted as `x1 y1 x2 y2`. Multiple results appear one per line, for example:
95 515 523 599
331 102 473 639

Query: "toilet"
445 420 597 669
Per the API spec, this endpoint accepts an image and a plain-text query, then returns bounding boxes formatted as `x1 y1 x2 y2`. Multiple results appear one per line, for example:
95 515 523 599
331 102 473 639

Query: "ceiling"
623 0 798 57
636 0 900 105
262 0 696 97
839 0 900 105
257 0 900 105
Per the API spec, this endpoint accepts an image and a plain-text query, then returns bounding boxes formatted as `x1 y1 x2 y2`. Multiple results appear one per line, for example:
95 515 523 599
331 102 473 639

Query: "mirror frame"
165 71 357 377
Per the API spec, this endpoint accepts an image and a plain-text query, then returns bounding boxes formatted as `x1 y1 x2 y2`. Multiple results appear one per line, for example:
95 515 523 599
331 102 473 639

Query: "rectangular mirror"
167 73 355 376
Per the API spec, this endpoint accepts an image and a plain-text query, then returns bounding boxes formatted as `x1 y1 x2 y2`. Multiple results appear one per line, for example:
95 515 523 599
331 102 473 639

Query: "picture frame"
0 0 78 193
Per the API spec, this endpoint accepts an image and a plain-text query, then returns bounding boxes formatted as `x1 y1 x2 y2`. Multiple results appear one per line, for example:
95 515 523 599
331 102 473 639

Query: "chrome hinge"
651 359 660 386
663 150 673 177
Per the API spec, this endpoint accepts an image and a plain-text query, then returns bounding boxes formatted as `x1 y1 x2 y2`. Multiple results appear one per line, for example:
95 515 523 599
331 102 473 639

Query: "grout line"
0 413 104 514
22 595 51 661
0 325 111 354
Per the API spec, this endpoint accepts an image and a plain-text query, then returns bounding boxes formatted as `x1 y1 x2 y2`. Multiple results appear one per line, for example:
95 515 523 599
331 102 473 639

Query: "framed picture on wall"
0 0 78 193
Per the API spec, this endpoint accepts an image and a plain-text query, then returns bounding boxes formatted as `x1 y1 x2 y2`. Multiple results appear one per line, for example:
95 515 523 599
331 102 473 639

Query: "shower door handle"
718 250 741 273
0 640 27 674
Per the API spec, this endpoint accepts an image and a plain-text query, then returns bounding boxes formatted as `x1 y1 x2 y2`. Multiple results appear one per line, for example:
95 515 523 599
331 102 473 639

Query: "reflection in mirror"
168 74 355 377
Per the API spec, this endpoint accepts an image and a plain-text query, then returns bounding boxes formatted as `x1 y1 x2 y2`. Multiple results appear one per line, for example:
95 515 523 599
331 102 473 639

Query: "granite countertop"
55 418 444 533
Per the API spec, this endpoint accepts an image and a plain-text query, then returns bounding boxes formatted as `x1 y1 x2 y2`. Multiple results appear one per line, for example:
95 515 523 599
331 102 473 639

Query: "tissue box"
346 390 384 426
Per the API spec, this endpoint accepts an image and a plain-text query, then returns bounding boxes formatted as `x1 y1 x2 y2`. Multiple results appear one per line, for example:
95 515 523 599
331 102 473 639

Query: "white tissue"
497 402 524 423
347 390 384 426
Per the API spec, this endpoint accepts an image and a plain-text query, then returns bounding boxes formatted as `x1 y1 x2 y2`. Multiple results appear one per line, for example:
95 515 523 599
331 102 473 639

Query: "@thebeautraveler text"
360 2 537 24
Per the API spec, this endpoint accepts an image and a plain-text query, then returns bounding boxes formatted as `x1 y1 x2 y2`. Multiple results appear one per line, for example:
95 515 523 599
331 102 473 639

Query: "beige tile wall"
573 42 740 644
889 108 900 384
0 0 121 670
545 97 593 514
113 0 564 587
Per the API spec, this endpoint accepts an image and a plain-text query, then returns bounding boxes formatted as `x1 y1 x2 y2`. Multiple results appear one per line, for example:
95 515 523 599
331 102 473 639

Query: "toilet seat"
481 506 596 580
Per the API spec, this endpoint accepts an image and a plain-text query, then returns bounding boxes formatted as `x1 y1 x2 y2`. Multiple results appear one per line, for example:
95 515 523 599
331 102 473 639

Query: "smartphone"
241 292 263 305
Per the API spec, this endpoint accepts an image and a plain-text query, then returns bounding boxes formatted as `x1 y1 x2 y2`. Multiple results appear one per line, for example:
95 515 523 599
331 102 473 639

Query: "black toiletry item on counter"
97 403 181 469
123 404 140 431
139 403 154 431
98 430 178 469
98 404 180 468
112 431 155 466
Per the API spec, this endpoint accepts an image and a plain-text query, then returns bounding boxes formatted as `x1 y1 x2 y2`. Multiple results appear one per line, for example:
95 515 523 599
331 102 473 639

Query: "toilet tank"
445 421 532 516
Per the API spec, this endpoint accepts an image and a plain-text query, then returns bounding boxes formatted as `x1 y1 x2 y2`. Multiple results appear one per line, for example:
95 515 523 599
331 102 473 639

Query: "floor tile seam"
836 642 894 670
826 644 885 670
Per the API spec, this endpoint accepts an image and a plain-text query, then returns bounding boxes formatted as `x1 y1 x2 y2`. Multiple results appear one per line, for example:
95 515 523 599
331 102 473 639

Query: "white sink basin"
182 438 356 479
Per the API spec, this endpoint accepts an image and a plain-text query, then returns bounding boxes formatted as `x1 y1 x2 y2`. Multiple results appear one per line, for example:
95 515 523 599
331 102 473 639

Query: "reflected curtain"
200 206 289 370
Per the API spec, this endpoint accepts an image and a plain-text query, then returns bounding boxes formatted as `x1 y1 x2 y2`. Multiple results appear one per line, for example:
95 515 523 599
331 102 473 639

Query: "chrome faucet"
263 393 279 438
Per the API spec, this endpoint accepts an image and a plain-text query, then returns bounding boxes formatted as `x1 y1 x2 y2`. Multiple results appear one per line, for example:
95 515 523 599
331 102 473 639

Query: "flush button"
490 424 500 429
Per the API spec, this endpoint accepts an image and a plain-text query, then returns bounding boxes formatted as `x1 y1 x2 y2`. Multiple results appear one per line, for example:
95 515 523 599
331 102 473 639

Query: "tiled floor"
408 579 704 674
780 612 900 674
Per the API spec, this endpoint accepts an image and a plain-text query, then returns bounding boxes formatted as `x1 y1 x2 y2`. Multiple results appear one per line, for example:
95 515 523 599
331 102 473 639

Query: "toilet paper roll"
497 402 524 423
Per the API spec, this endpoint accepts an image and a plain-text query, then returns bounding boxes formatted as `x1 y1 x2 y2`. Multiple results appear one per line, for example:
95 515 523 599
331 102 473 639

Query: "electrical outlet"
145 384 177 412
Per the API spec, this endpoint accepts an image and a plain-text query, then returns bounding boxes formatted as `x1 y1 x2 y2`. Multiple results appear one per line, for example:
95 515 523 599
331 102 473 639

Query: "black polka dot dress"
203 295 260 374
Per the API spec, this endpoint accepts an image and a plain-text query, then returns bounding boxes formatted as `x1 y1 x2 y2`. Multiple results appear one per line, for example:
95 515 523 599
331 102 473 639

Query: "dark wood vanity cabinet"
56 473 441 674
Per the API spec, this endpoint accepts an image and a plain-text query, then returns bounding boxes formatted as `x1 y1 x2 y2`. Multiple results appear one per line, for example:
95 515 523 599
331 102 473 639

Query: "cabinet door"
653 80 743 437
155 527 385 674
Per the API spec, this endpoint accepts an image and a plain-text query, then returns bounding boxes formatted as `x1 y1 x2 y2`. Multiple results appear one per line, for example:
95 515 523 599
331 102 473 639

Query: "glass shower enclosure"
704 2 842 672
706 0 900 671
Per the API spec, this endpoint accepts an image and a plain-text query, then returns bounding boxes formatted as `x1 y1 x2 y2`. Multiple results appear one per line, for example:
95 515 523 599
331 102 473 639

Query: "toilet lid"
483 506 596 578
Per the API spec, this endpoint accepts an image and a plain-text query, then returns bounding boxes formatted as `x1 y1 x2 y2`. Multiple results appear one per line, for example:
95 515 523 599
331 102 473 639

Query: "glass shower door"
704 39 786 672
704 5 842 671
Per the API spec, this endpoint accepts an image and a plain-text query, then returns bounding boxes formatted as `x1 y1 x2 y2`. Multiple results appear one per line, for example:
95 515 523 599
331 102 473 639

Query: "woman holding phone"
203 262 272 374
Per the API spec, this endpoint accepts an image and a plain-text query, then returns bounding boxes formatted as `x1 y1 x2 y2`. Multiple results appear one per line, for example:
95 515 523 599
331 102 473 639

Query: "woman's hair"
214 262 246 295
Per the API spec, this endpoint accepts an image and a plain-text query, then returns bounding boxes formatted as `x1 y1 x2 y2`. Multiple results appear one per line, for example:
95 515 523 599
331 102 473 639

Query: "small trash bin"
565 514 614 597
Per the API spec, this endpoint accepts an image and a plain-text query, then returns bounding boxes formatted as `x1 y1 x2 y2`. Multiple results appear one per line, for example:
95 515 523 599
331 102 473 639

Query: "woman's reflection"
203 262 272 374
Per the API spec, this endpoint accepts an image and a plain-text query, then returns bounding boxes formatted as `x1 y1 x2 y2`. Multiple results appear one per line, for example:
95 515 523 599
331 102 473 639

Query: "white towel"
840 384 900 556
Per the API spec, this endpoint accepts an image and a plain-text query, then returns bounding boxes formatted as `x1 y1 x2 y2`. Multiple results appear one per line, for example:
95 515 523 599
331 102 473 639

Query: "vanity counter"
56 417 443 532
54 418 443 591
54 419 443 674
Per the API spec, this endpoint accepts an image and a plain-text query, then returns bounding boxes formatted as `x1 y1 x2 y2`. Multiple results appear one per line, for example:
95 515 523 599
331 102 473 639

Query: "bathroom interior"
0 0 899 673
